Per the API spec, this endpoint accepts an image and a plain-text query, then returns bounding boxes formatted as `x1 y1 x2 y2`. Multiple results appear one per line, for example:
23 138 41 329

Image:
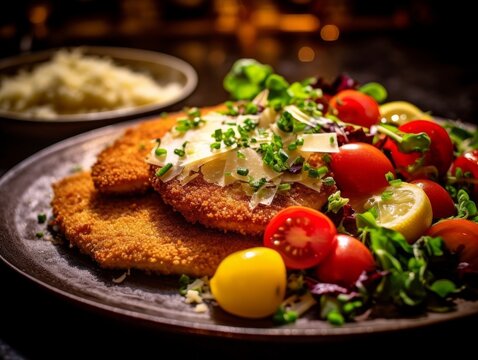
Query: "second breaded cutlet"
52 171 260 277
91 105 224 195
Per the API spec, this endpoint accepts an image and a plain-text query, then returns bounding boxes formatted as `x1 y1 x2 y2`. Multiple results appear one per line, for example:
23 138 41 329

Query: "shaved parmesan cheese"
180 142 235 168
298 177 324 193
281 292 317 317
253 89 269 107
146 102 338 206
201 158 227 186
249 185 278 209
283 105 316 127
160 164 183 182
224 147 278 182
299 133 339 153
259 106 276 129
179 172 199 186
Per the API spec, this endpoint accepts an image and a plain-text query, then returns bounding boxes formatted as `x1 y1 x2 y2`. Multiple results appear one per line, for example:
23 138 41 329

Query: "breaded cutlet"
91 105 224 195
51 171 260 277
150 167 334 236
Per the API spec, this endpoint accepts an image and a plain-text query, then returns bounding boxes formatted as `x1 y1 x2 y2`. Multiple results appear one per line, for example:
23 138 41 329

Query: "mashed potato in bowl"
0 49 182 119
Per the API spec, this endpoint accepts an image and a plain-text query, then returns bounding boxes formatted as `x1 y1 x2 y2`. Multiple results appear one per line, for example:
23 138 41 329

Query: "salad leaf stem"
376 124 431 153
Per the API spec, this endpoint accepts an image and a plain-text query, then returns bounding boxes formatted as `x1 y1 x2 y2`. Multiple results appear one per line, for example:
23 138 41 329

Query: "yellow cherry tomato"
210 247 286 318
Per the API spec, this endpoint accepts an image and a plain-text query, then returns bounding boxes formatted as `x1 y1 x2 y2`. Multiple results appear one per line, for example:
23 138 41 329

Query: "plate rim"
0 46 198 123
1 119 478 340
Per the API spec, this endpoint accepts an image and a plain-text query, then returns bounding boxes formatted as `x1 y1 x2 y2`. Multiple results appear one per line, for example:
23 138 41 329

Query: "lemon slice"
380 101 433 125
363 182 433 243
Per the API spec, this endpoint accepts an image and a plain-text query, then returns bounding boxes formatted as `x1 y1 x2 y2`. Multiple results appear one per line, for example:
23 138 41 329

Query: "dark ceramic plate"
0 121 477 340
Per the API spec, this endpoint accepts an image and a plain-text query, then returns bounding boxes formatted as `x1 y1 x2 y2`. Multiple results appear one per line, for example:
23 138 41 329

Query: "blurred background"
1 0 476 121
1 2 477 358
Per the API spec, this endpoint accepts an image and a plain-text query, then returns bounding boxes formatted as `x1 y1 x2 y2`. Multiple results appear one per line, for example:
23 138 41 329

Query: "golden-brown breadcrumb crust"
150 168 334 236
51 171 260 277
91 105 225 195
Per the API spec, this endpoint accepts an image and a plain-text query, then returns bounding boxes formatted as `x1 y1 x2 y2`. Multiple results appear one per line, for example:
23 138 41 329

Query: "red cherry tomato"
329 89 380 128
263 207 337 270
384 120 454 180
410 179 456 219
330 143 394 196
450 150 478 201
427 219 478 271
315 234 375 287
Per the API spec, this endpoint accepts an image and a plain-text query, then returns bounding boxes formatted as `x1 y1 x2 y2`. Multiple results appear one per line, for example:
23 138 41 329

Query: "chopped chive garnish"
35 232 44 239
322 153 331 164
37 213 47 224
192 117 202 127
210 142 221 150
249 177 267 191
213 129 222 142
187 107 201 117
308 166 328 179
273 307 298 325
385 171 402 186
385 171 395 182
288 142 297 151
292 156 305 166
278 183 291 191
389 179 402 187
381 190 394 201
174 148 185 157
156 163 173 177
236 167 249 176
224 172 232 177
323 177 336 186
279 149 289 161
175 119 191 132
224 138 236 147
317 166 328 176
237 151 245 159
155 148 167 157
175 109 204 133
308 168 320 178
329 136 335 145
327 311 345 326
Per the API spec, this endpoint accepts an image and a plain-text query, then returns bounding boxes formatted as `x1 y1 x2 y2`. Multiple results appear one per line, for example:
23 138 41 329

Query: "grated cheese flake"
299 133 339 153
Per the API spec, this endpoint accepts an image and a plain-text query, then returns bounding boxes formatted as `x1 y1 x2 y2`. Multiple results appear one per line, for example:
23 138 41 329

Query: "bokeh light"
320 24 340 41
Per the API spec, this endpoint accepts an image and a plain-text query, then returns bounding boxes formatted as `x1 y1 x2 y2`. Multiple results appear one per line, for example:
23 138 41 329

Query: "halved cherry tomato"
427 219 478 271
330 143 394 197
315 234 375 287
410 179 456 219
384 120 454 180
263 206 337 270
450 150 478 201
329 89 380 128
